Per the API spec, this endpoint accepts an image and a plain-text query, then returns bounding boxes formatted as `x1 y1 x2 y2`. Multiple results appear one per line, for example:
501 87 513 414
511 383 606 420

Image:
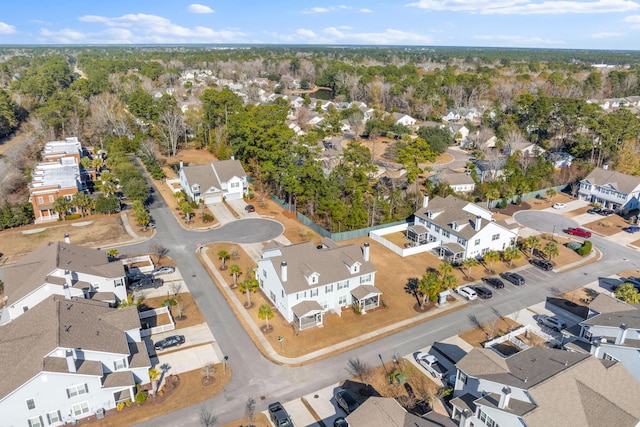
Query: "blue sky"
0 1 639 50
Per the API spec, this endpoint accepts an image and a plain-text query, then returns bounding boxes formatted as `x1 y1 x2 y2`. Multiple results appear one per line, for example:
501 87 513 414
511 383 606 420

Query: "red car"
565 227 591 238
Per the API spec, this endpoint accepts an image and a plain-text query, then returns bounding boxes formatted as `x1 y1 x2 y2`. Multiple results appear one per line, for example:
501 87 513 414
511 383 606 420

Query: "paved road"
132 194 640 425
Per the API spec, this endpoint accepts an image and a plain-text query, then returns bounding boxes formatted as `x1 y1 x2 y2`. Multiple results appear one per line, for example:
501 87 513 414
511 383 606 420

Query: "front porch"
436 242 465 265
292 300 324 331
351 284 383 313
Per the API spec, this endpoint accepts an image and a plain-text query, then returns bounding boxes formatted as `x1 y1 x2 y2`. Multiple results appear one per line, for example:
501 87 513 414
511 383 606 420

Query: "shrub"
514 195 522 206
202 213 214 223
577 240 592 256
65 213 81 220
134 390 147 403
498 199 507 209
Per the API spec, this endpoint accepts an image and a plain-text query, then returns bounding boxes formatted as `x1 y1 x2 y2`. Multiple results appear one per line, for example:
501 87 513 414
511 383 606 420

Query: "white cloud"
296 28 318 38
623 14 640 26
592 32 622 37
188 4 215 14
301 5 351 14
40 28 88 43
322 27 434 44
407 0 640 15
360 8 374 13
0 22 17 34
72 13 245 44
473 34 565 45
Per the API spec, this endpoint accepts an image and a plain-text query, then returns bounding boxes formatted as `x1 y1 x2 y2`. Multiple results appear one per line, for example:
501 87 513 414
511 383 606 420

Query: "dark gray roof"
475 392 536 417
4 241 125 305
582 167 640 194
582 309 640 329
346 397 456 427
588 293 636 315
260 240 376 294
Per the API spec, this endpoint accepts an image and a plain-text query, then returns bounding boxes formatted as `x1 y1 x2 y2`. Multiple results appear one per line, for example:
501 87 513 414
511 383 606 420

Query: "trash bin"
96 408 104 419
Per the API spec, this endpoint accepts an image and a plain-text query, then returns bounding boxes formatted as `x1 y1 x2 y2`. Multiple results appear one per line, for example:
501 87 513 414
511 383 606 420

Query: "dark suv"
530 258 553 271
131 277 163 290
482 277 505 289
500 272 525 286
268 402 293 427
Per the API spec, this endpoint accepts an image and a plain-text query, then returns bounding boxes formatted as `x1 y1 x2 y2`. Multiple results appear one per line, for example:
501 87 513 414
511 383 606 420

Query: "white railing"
369 224 439 257
483 325 528 348
139 306 175 337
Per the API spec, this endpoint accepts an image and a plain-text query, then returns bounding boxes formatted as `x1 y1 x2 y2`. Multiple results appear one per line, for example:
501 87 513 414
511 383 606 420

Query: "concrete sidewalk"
200 246 466 365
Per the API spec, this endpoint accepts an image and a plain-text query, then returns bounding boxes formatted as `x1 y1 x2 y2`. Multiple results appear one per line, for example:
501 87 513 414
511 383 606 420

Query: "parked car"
334 418 348 427
623 225 640 233
599 209 615 216
552 203 566 209
127 272 150 282
414 352 446 378
565 227 591 238
457 286 478 301
245 204 255 213
268 402 293 427
131 277 163 290
500 272 525 286
587 207 601 214
482 277 505 289
336 390 360 414
530 258 553 271
151 266 175 276
473 286 493 299
154 335 185 351
537 315 567 332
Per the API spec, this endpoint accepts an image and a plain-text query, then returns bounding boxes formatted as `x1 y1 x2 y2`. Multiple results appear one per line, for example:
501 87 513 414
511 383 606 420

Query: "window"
475 239 480 246
309 275 318 284
270 291 276 303
67 383 88 398
38 196 44 204
310 289 318 297
320 300 328 309
281 290 284 298
339 295 347 305
27 417 43 427
478 409 499 427
458 371 468 385
230 182 240 189
72 401 90 417
457 237 466 246
442 230 450 238
48 195 55 202
47 411 62 424
26 398 36 410
114 358 126 371
603 353 620 362
337 280 349 290
582 329 592 341
359 274 372 284
325 284 333 294
492 233 500 241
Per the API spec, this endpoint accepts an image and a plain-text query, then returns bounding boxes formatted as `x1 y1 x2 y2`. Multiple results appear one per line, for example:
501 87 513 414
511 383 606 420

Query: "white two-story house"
0 296 151 426
256 239 379 330
578 167 640 211
451 346 640 427
409 195 518 263
0 239 127 325
576 293 640 383
178 159 248 204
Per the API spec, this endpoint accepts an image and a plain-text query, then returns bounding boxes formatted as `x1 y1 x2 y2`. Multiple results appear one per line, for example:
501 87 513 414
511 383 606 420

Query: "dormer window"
191 183 200 192
451 221 458 230
351 262 361 274
306 272 320 285
427 210 433 218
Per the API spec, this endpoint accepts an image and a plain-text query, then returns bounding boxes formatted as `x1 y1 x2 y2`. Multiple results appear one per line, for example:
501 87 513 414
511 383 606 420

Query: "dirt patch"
583 214 631 236
77 367 231 426
492 201 532 216
459 317 521 348
220 413 271 427
558 287 601 306
139 292 206 328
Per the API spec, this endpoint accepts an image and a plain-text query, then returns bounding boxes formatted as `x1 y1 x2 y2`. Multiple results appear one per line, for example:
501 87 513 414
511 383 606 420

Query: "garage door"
205 195 222 204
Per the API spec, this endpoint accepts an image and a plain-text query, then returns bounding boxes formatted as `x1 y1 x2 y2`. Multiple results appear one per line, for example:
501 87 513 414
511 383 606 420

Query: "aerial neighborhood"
1 43 640 427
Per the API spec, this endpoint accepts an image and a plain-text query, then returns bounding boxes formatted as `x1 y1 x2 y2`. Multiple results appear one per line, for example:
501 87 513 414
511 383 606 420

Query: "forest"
0 45 639 232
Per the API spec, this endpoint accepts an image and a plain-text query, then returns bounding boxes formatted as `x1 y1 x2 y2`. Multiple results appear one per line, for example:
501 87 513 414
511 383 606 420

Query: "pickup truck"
414 352 446 379
268 402 293 427
565 227 591 238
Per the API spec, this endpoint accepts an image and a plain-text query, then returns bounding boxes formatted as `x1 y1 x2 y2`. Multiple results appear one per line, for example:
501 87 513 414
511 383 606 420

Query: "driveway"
206 202 236 225
514 210 579 234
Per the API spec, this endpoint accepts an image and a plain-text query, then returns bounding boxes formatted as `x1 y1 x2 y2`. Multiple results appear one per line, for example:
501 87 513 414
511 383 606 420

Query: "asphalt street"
131 192 639 425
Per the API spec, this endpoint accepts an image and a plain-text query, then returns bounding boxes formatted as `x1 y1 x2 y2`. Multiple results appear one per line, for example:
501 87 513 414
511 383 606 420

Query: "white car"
457 286 477 300
552 203 566 209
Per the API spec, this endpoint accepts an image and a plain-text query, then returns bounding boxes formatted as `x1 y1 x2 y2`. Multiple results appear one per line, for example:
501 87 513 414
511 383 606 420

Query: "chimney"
281 262 287 282
459 409 473 427
179 159 183 170
231 155 235 161
615 324 629 345
498 386 511 409
363 242 370 262
66 349 77 373
474 215 482 231
423 194 429 209
591 339 602 358
64 271 73 300
64 233 70 244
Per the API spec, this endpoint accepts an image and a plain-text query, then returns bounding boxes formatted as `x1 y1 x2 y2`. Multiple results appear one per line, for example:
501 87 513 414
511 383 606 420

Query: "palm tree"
417 272 440 308
101 181 117 196
502 246 521 267
239 277 259 307
486 187 500 209
72 192 92 217
543 241 560 261
217 249 230 270
53 197 72 220
483 250 501 273
546 188 557 202
228 264 242 288
462 257 479 279
258 304 275 330
524 235 541 258
438 261 454 277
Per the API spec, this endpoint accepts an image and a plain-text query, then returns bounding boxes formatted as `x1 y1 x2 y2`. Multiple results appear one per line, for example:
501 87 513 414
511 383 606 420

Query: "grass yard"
582 214 632 236
458 317 521 348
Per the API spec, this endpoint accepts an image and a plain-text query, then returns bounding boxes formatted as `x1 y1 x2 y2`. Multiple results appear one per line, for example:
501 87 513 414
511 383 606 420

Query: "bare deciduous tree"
158 106 185 157
149 242 169 264
202 362 215 381
199 406 218 427
244 396 256 423
346 358 373 387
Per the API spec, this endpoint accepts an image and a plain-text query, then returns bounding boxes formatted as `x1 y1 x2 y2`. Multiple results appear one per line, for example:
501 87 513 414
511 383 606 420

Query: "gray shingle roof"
582 309 640 329
583 167 640 194
260 240 376 294
346 397 456 427
182 164 221 194
211 159 246 182
0 296 140 400
587 293 636 315
3 241 124 305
